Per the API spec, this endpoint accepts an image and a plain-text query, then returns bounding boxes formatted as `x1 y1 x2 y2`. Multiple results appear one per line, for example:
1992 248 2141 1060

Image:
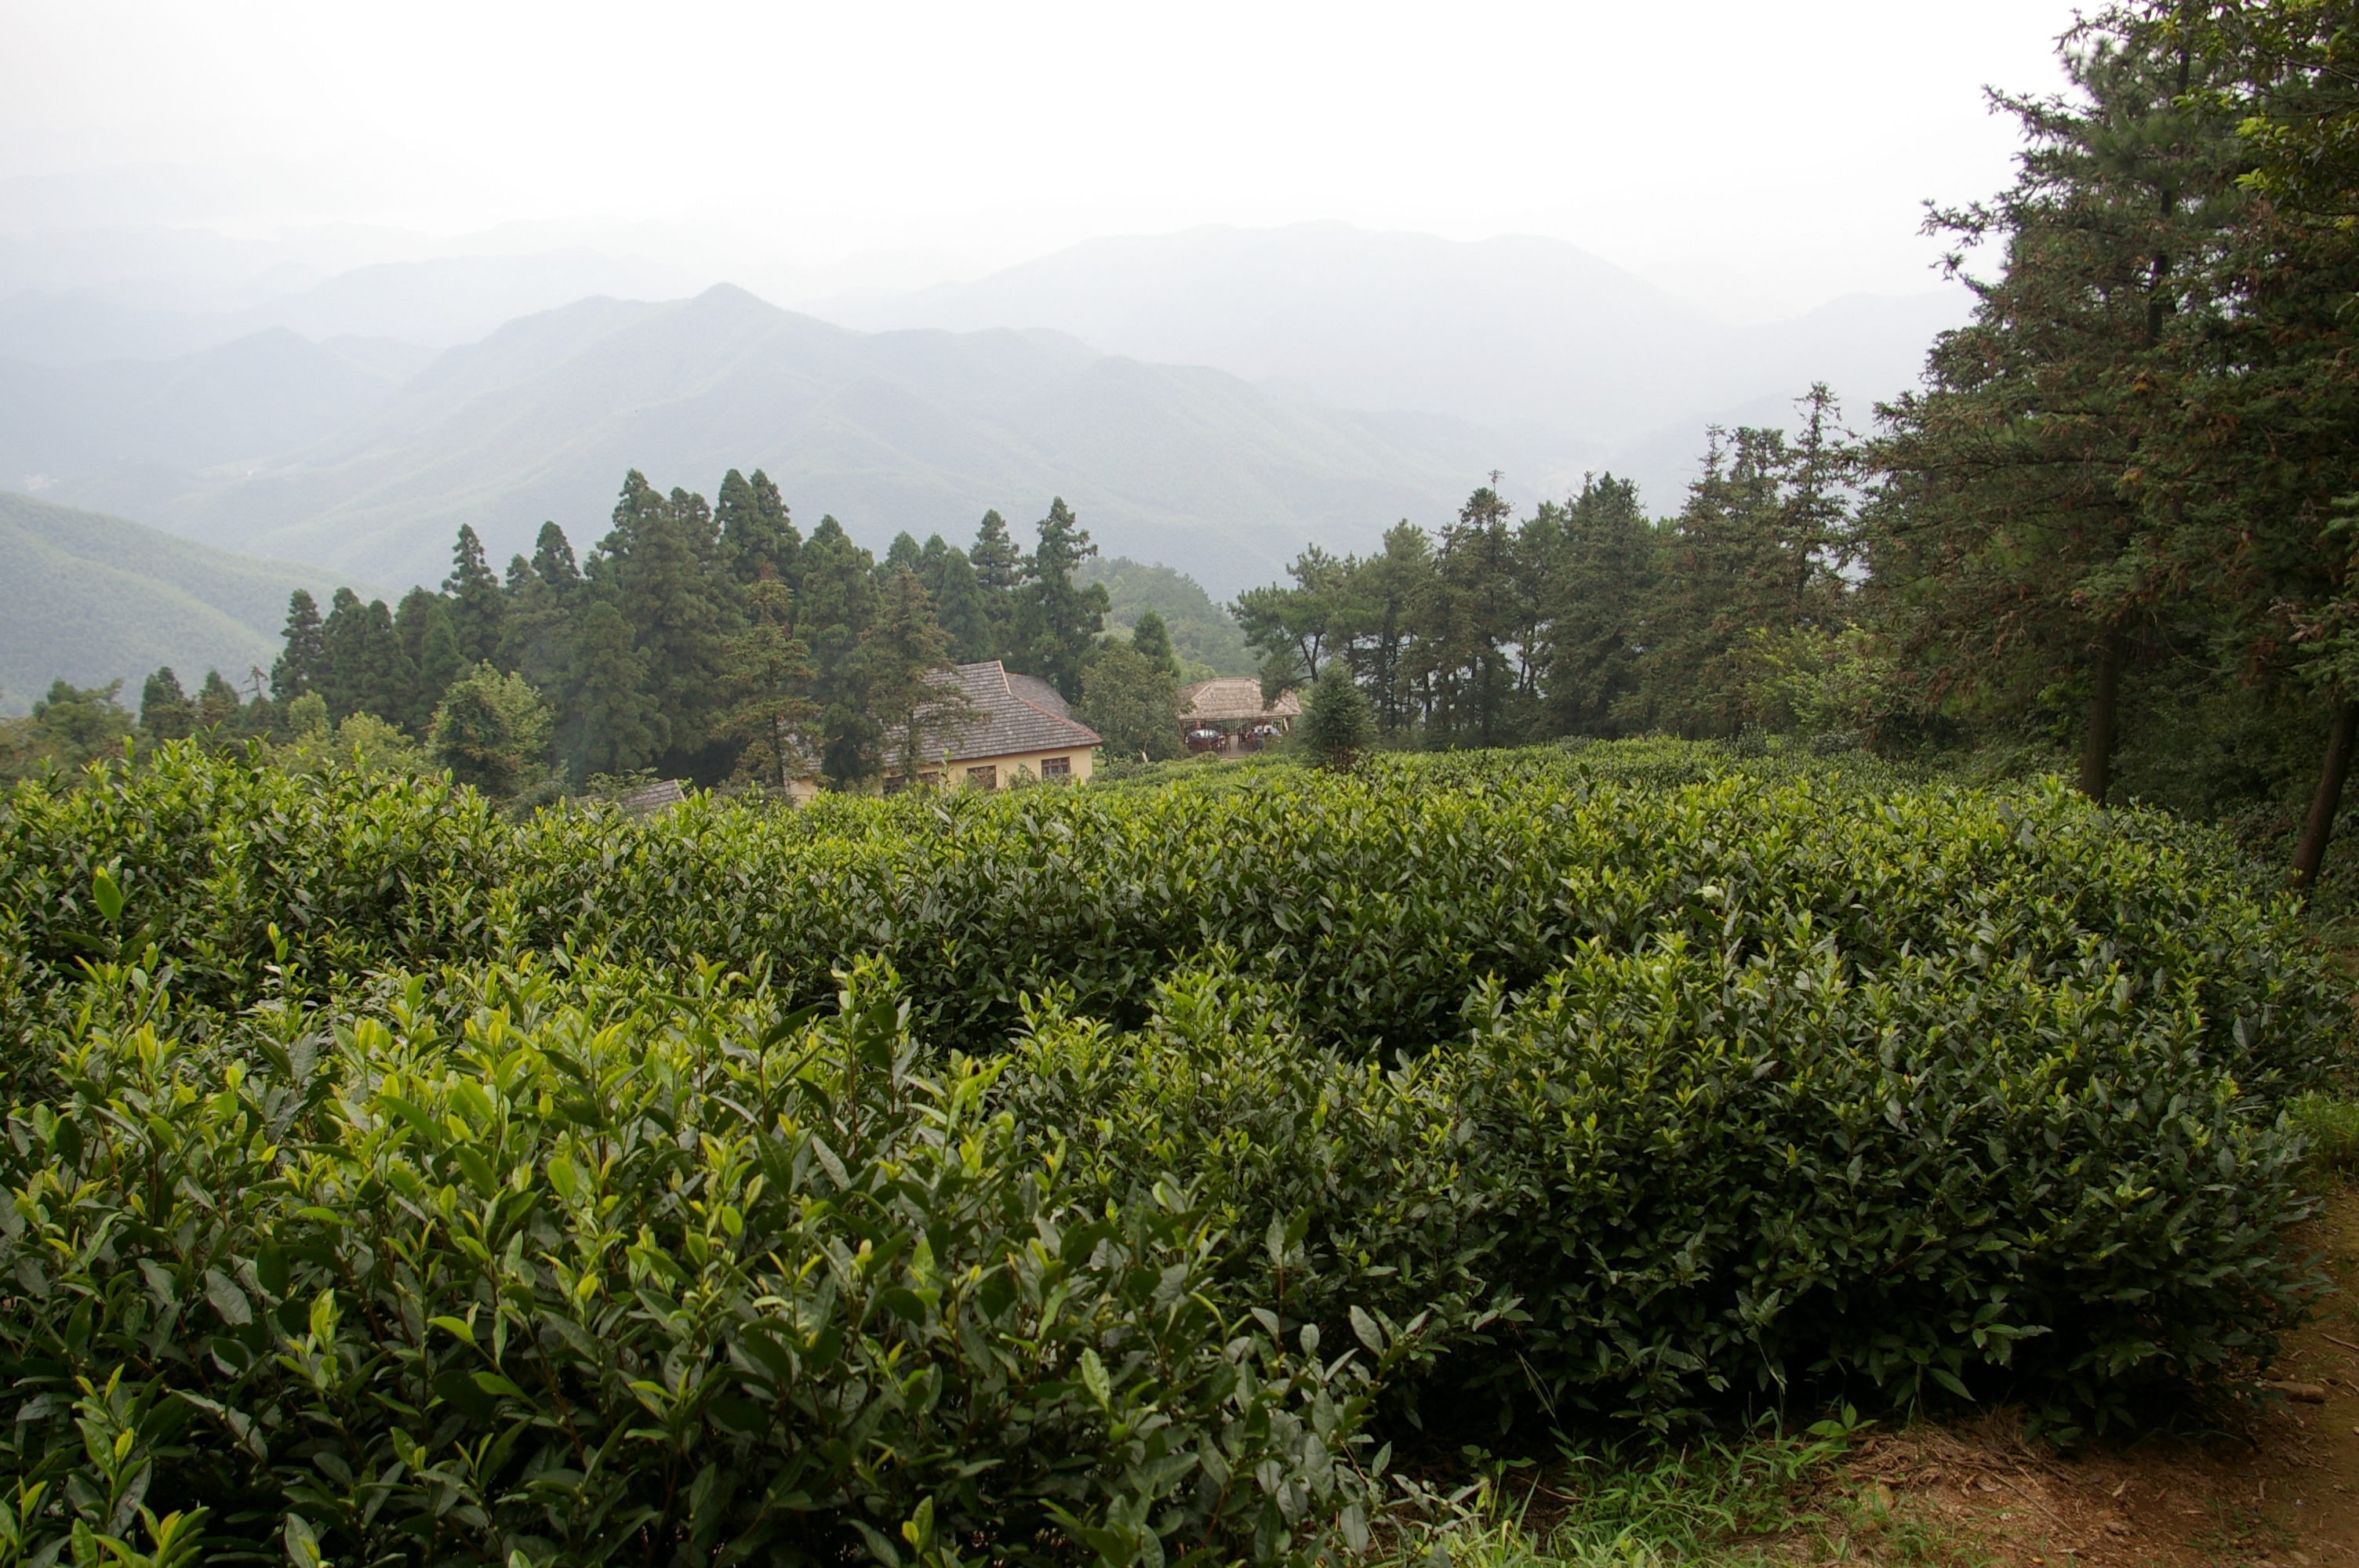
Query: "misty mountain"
824 222 1965 449
0 248 700 365
44 285 1580 598
0 329 434 496
0 490 355 716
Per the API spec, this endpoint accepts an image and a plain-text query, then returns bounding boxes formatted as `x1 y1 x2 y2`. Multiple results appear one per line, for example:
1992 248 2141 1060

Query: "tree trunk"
2077 637 2124 802
2289 698 2359 889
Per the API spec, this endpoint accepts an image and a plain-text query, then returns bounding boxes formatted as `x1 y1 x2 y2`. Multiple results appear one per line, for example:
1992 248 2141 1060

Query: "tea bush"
0 740 2346 1564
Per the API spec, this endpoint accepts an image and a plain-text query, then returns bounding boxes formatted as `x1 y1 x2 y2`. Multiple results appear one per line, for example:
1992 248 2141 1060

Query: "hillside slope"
59 285 1579 597
0 492 350 714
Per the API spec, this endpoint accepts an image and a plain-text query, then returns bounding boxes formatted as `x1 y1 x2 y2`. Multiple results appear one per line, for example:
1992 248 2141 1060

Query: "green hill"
45 286 1580 599
0 491 357 715
1078 556 1256 676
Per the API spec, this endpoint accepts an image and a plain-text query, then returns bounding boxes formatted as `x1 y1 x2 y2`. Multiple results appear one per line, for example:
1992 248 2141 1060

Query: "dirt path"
1844 1185 2359 1568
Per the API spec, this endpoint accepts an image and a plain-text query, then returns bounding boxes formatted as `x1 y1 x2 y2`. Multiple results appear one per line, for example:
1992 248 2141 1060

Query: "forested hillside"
0 491 353 714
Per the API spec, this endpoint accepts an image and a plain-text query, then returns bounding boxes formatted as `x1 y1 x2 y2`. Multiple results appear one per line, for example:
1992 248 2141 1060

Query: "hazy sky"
3 0 2086 320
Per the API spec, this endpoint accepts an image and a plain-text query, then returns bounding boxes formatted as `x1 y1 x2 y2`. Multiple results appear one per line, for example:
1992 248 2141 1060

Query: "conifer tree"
797 516 881 783
918 535 992 662
588 471 740 764
431 663 553 799
271 590 325 701
719 572 820 793
395 588 466 731
1301 659 1377 771
1012 498 1111 699
558 597 662 779
442 524 506 666
1129 608 1180 677
716 468 801 587
864 565 973 785
196 670 245 733
969 509 1027 659
140 668 193 742
1536 474 1655 736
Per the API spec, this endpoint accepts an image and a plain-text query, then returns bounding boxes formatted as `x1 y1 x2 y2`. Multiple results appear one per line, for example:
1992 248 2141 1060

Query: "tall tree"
394 588 466 731
1234 546 1348 695
140 668 194 742
864 565 973 785
1128 608 1180 677
1867 27 2243 797
717 467 801 587
442 524 506 666
1332 524 1434 735
969 509 1027 659
557 597 662 779
718 572 820 793
918 535 993 662
1011 499 1110 699
798 516 881 784
1536 474 1656 737
271 590 325 702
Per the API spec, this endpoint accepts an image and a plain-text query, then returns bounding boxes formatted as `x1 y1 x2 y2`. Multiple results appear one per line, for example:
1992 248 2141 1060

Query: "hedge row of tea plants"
0 739 2346 1566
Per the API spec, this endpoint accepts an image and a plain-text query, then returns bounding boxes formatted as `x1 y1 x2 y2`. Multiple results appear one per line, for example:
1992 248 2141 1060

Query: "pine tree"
717 468 801 587
797 517 881 784
1129 608 1180 677
1331 524 1434 735
271 590 325 701
356 598 416 729
1536 474 1656 737
140 668 194 742
864 565 972 785
1012 498 1110 699
317 589 369 721
718 573 820 793
558 597 663 779
918 535 992 662
885 532 925 574
532 522 582 597
586 471 740 766
1867 31 2241 798
442 525 506 666
395 588 466 731
196 669 245 732
969 509 1027 659
1300 659 1377 771
430 663 553 799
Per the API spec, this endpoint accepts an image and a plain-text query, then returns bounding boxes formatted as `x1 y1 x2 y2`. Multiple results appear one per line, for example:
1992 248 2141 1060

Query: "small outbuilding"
883 660 1103 792
1177 677 1300 754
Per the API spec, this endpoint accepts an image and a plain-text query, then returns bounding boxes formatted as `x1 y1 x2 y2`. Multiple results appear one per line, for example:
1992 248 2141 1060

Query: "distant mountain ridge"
42 285 1583 597
823 222 1966 448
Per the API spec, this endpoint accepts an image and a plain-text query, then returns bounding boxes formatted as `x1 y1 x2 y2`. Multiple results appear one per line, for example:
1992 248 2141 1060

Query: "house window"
967 764 998 790
882 775 908 796
918 771 943 789
1040 755 1070 779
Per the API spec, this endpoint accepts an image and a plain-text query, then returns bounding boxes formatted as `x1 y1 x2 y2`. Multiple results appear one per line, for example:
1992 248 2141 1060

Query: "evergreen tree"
1421 485 1521 748
1536 474 1655 737
864 566 973 785
1078 644 1182 762
140 668 194 742
1867 31 2241 797
196 670 245 733
918 535 992 662
1332 524 1434 735
431 663 553 799
969 509 1027 658
317 589 369 721
716 468 801 587
271 590 325 701
1129 608 1180 677
395 587 466 731
442 524 506 666
532 522 582 597
498 551 576 699
1012 499 1110 699
587 471 740 767
1300 659 1377 771
885 532 925 574
718 572 820 793
1235 546 1347 694
558 597 662 779
356 599 416 728
797 517 881 784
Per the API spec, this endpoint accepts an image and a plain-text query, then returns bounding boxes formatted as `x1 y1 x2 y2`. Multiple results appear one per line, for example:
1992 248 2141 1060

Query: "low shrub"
0 958 1406 1567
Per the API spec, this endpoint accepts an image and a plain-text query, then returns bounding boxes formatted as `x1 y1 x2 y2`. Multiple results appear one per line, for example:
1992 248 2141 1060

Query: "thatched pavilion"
1176 677 1301 753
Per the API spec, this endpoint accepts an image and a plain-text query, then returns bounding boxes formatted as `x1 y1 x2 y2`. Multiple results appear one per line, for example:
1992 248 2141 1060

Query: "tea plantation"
0 741 2346 1567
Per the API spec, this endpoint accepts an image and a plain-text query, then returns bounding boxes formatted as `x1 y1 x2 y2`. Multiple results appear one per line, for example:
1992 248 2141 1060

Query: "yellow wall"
936 746 1096 791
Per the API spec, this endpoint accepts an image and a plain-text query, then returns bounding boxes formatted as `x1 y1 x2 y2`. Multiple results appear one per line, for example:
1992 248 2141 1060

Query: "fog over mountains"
0 220 1967 607
823 223 1968 448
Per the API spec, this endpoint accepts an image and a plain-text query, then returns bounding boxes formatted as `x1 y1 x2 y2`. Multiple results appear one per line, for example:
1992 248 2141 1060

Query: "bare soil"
1833 1185 2359 1568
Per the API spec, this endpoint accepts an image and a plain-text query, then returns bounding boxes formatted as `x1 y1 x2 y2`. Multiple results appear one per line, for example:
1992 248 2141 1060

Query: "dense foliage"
0 740 2343 1565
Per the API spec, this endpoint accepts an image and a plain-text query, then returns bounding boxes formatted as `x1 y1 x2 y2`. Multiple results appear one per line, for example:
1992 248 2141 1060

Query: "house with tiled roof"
774 660 1102 800
883 660 1103 793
